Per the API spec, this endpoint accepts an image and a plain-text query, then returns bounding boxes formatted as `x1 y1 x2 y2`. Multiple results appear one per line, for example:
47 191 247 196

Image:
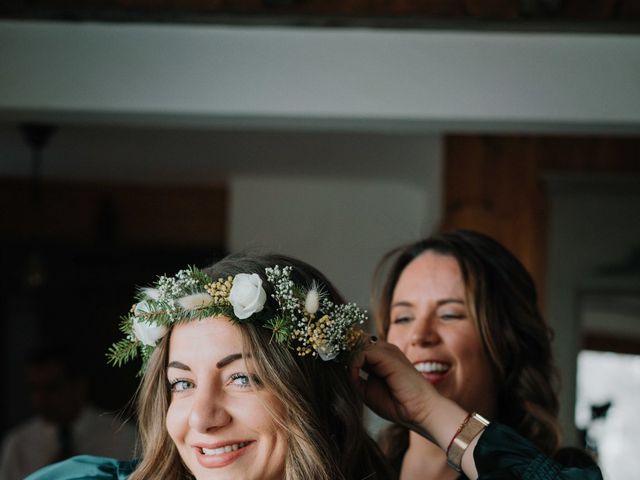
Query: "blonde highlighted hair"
130 253 394 480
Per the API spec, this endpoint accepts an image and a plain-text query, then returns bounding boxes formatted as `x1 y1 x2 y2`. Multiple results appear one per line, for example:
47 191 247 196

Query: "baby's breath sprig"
264 265 367 361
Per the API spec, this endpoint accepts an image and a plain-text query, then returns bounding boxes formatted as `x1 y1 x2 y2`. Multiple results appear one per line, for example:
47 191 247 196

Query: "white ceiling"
1 20 638 185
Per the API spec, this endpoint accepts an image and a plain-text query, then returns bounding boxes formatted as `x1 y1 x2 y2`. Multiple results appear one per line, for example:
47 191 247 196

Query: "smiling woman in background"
26 253 394 480
370 230 599 479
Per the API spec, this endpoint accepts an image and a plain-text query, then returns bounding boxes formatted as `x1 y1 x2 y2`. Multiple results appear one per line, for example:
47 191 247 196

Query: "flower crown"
108 265 366 372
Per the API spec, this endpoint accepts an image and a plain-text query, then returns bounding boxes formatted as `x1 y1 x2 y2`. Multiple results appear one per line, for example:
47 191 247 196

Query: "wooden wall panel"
442 135 640 310
0 178 228 248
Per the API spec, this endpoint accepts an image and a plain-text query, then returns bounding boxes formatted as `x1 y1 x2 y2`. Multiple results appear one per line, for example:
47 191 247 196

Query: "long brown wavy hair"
372 230 561 461
130 253 394 480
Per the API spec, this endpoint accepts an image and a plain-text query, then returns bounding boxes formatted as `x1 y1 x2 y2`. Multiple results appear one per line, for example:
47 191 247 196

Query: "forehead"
168 316 244 362
393 251 465 299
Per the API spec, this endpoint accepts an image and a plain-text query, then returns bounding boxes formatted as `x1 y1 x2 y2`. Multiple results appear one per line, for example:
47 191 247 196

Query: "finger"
350 334 379 380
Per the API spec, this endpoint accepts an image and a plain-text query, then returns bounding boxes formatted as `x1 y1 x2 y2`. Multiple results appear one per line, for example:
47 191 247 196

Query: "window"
575 350 640 479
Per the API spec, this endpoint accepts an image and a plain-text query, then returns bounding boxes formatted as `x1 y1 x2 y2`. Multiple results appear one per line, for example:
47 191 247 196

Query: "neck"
400 431 459 480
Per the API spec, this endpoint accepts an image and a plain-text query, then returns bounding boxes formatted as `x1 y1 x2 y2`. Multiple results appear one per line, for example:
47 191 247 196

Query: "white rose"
228 273 267 320
132 301 168 346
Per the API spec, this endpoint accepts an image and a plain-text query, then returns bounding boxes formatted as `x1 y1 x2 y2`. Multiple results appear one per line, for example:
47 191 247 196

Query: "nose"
188 386 232 433
409 311 439 347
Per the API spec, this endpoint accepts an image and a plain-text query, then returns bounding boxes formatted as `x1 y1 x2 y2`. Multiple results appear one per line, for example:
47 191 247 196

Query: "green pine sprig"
265 314 292 344
107 338 139 367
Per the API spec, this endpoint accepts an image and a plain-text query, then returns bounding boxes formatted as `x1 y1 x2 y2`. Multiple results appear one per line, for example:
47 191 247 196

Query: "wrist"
410 391 464 447
408 382 443 435
446 412 490 473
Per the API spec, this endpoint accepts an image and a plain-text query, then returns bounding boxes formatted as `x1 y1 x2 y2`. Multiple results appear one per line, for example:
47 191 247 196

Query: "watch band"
446 412 490 472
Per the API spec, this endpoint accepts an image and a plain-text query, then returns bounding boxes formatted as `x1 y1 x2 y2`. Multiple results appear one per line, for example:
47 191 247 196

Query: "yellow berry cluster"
343 326 361 350
205 276 233 305
308 315 332 353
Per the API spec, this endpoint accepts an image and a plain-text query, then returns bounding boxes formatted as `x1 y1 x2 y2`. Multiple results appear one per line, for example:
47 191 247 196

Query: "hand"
352 337 482 479
351 338 439 435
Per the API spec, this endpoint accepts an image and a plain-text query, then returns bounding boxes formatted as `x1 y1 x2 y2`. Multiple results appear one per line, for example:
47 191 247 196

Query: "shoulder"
24 455 137 480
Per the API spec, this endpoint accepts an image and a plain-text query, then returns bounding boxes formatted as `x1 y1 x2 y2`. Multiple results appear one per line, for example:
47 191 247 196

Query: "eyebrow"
391 298 465 309
167 361 190 371
216 353 244 369
166 353 244 373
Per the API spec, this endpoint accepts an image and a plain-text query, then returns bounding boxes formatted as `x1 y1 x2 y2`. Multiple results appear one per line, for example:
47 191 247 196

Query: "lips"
413 360 450 385
193 440 255 468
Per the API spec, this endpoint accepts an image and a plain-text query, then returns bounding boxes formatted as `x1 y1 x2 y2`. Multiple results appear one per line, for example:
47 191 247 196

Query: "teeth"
415 362 449 373
201 442 248 456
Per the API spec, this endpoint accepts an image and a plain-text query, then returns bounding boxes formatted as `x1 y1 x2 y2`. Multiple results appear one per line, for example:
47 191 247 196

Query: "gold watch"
446 412 490 472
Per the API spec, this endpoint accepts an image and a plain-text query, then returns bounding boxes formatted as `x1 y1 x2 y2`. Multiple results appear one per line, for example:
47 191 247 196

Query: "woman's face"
166 316 287 480
386 251 497 417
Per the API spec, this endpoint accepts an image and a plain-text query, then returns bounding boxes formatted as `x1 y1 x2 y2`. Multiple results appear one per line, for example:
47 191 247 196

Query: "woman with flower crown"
26 253 395 480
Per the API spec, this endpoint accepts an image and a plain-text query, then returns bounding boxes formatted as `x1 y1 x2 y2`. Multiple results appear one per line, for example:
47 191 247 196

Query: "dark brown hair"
373 230 560 459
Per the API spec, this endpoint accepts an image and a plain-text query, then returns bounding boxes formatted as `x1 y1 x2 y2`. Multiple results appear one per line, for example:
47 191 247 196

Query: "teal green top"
24 455 135 480
25 423 602 479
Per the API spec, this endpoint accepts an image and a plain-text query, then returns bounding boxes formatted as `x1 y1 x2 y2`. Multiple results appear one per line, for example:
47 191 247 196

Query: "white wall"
229 163 441 310
1 20 639 133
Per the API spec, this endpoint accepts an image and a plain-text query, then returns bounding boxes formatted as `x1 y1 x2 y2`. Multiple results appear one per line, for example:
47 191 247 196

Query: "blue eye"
440 313 464 321
170 379 194 392
231 373 251 387
229 373 262 389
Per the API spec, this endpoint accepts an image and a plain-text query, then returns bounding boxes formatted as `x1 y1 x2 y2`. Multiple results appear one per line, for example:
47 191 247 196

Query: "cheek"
250 395 288 447
450 330 493 380
251 397 283 434
386 326 409 350
165 401 187 444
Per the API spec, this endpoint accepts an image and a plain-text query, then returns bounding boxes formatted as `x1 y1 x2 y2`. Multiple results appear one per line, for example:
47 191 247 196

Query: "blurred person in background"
0 345 136 480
